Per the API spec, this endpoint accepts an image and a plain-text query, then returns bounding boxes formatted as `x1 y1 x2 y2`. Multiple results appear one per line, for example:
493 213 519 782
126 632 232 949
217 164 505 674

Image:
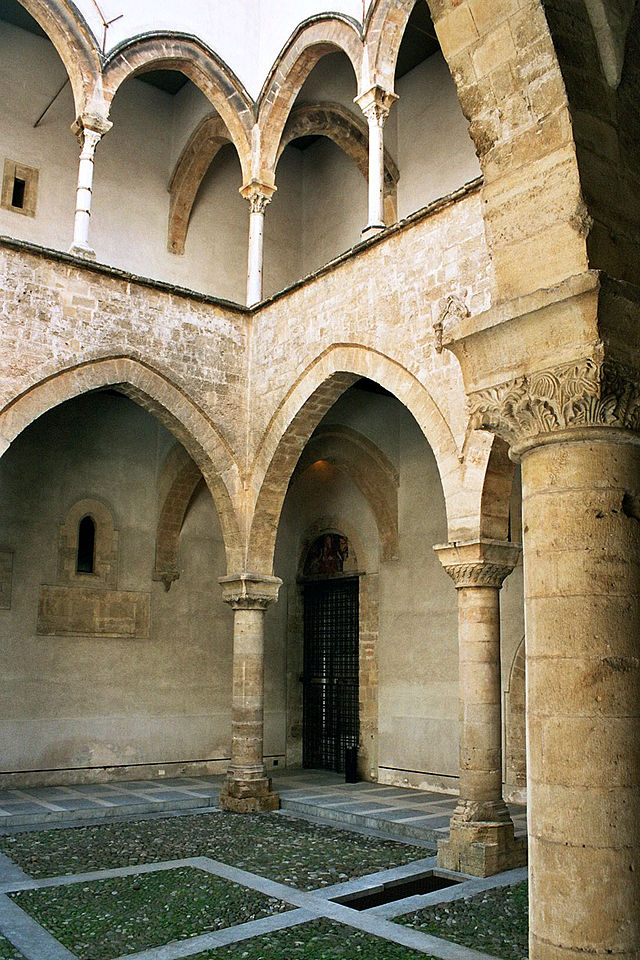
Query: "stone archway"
278 102 399 223
246 344 461 574
0 357 243 572
504 637 526 802
101 35 254 183
257 16 364 178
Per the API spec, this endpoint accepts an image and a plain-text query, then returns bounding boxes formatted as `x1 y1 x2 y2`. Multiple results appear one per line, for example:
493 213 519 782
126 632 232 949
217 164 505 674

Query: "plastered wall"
0 393 233 783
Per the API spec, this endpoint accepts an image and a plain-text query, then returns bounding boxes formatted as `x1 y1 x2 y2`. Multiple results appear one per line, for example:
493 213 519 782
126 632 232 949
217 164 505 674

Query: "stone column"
218 573 282 813
434 538 525 877
69 115 111 260
241 181 275 307
467 352 640 960
355 86 397 236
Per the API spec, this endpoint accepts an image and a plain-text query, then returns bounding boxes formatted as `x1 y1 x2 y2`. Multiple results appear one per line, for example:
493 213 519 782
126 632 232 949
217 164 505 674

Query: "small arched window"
76 515 96 574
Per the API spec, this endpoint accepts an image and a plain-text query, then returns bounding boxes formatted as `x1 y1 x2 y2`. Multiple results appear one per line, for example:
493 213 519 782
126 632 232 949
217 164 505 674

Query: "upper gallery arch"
101 33 254 182
256 15 365 177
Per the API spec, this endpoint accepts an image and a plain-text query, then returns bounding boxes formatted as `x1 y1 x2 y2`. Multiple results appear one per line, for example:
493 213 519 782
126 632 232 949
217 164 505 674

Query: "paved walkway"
0 769 527 847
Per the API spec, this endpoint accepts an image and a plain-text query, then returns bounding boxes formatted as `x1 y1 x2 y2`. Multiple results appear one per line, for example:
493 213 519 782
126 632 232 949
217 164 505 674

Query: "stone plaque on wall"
0 549 13 609
37 585 150 638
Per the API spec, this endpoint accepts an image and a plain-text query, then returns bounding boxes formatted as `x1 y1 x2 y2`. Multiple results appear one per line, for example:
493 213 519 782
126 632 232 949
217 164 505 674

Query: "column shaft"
367 115 385 230
229 604 268 777
69 126 104 259
219 574 281 813
457 585 506 813
522 438 640 960
355 86 397 236
246 205 266 307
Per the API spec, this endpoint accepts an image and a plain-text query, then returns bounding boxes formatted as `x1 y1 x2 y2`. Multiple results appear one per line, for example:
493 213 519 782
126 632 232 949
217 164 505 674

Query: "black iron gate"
302 577 359 773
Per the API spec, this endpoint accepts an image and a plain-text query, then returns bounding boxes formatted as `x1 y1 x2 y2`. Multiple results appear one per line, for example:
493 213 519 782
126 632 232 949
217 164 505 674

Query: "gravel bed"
399 880 528 960
0 813 429 890
10 866 290 960
0 935 25 960
192 918 438 959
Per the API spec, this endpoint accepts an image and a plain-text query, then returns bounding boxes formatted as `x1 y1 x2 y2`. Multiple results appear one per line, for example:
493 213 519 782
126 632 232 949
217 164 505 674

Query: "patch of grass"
0 935 25 960
192 918 438 959
399 881 528 960
0 813 430 890
10 867 290 960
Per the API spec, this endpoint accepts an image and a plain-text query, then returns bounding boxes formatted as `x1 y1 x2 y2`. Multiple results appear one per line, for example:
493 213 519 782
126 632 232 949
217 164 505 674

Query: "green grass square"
10 866 291 960
397 881 529 960
0 813 430 890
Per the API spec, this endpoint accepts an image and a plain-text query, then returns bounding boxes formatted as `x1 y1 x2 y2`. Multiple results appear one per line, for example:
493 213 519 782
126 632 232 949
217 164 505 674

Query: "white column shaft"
71 130 101 257
368 116 385 229
247 207 265 307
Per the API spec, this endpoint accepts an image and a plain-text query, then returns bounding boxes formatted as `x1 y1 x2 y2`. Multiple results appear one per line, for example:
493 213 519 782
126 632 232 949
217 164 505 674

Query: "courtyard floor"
0 773 528 960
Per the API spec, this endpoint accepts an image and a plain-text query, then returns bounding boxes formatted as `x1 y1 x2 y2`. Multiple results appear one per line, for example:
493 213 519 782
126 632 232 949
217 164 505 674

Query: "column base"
68 242 96 260
437 819 527 877
219 775 280 813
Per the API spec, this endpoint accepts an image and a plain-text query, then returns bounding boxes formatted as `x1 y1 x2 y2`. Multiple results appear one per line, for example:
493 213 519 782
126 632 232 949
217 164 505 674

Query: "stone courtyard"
0 786 527 960
1 0 639 958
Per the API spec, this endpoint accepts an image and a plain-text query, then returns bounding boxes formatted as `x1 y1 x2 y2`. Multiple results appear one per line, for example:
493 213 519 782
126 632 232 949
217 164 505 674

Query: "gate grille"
303 577 359 773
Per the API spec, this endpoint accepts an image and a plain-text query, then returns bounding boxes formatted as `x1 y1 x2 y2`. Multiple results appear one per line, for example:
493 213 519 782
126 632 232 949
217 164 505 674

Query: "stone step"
0 794 220 830
278 796 442 845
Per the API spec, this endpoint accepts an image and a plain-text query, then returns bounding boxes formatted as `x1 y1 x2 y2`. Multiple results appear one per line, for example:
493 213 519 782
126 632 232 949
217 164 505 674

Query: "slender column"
69 116 111 260
434 539 525 877
241 181 275 307
218 573 282 813
355 86 397 236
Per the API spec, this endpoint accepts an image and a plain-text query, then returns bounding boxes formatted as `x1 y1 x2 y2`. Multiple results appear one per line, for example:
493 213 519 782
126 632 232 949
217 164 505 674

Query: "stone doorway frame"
285 518 379 782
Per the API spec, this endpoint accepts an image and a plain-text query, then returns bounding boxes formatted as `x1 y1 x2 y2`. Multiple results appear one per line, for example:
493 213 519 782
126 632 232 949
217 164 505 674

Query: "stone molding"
434 539 520 589
468 352 640 451
219 573 282 609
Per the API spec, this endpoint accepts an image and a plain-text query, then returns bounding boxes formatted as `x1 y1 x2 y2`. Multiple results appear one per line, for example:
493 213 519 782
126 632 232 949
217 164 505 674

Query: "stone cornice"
218 573 282 609
434 539 521 589
468 352 640 453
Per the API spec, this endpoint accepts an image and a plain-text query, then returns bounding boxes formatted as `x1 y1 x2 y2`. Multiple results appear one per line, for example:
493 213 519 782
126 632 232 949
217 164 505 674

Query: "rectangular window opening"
11 177 26 209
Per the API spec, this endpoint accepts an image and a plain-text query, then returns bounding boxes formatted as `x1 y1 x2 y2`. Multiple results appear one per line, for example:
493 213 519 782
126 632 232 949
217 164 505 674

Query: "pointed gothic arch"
257 16 364 178
101 34 254 182
246 344 460 573
167 114 233 255
0 357 243 571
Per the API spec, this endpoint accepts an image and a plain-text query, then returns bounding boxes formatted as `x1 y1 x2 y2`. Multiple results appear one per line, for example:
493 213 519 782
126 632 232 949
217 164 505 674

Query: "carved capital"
434 539 520 589
469 351 640 453
354 85 398 126
72 114 112 147
219 573 282 610
240 179 276 215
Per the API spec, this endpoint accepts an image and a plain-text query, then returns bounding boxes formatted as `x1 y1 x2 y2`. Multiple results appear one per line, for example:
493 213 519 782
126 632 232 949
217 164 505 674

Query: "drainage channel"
331 870 462 911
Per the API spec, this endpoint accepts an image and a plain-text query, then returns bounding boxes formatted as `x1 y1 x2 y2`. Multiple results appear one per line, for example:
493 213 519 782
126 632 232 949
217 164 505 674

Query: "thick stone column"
241 181 275 307
434 539 525 877
355 86 397 236
520 433 640 960
69 115 111 260
218 573 282 813
465 347 640 960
